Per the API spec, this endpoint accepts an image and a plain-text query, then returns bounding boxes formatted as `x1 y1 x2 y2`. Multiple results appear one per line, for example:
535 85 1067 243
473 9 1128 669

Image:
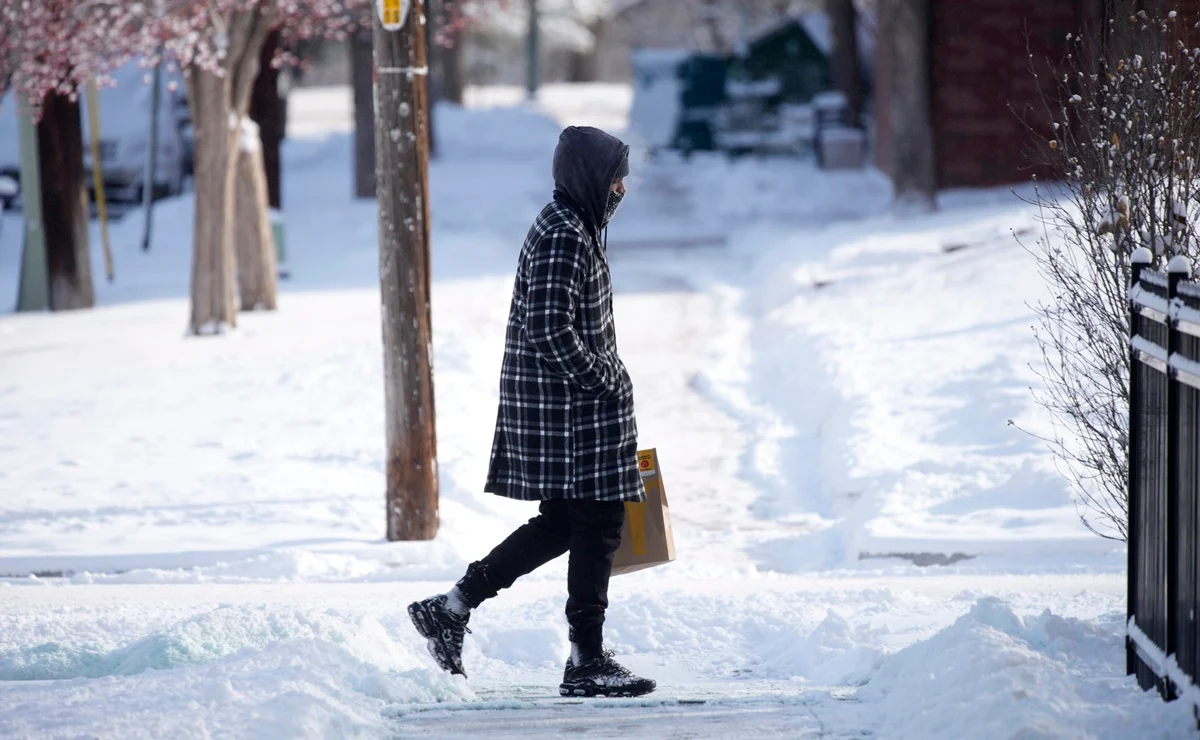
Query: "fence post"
1129 247 1153 676
1166 255 1193 699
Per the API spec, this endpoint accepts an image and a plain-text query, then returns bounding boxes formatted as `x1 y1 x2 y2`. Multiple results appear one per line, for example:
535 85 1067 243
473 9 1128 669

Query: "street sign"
377 0 409 31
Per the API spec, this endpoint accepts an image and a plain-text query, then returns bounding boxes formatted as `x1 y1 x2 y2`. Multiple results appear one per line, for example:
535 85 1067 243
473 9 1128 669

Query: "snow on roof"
740 11 876 67
632 48 692 69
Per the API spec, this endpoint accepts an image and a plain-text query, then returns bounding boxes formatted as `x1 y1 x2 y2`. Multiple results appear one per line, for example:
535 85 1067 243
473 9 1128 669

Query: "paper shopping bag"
612 448 676 576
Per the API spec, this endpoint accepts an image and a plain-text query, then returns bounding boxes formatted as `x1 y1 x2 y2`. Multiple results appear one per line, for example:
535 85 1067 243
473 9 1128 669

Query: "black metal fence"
1127 253 1200 705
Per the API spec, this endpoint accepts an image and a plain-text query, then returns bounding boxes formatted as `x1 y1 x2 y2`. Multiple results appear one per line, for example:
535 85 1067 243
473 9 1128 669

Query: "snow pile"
757 609 886 686
0 603 472 739
0 605 412 680
433 101 563 160
719 188 1126 571
859 598 1195 740
0 638 470 739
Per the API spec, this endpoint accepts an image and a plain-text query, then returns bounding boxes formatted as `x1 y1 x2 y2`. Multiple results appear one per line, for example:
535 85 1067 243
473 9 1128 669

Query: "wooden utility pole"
372 0 439 541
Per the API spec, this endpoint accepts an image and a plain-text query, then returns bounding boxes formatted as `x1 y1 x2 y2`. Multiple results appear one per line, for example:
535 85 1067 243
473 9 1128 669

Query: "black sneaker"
560 649 656 698
408 595 471 677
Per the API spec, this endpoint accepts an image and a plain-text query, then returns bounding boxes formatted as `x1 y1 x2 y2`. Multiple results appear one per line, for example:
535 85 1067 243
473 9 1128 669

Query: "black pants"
454 498 626 653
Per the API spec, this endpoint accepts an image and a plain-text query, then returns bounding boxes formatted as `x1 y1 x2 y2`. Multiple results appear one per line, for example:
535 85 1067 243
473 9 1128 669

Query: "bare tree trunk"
883 0 936 209
567 18 607 82
37 93 94 310
442 33 465 104
234 119 278 310
186 7 277 334
374 1 438 541
250 29 283 210
352 26 377 198
828 0 863 127
187 68 239 331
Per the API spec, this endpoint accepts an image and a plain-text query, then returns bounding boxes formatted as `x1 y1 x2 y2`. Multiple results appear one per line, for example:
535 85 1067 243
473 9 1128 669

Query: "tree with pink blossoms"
0 0 151 310
153 0 369 334
1 0 370 332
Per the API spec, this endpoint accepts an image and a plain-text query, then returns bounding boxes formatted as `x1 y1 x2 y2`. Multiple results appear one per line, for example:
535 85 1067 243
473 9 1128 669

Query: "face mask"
603 189 625 225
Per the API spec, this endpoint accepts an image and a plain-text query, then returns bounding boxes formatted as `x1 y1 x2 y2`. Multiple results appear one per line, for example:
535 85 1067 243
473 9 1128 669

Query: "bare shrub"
1020 8 1200 540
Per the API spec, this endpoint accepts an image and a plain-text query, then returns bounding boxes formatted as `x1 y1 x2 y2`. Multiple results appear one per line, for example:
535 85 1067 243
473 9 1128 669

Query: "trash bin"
817 126 867 170
271 209 289 279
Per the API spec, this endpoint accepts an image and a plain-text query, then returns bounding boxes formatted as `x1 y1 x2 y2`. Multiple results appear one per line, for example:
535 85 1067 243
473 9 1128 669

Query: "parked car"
0 175 16 237
82 61 188 202
0 60 189 205
0 94 22 203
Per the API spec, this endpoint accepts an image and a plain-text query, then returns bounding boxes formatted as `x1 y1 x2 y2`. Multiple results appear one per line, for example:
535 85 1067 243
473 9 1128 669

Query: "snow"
1168 255 1194 276
238 117 261 153
1134 334 1169 363
1128 616 1200 714
628 50 685 149
0 82 1191 737
861 599 1194 739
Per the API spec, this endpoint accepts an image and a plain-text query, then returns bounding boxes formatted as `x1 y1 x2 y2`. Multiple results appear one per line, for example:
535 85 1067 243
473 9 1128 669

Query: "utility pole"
525 0 540 100
16 95 48 312
372 0 439 541
142 55 162 252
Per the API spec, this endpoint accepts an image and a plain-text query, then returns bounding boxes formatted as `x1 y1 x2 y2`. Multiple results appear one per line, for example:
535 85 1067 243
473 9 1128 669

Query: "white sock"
443 587 471 617
570 642 582 664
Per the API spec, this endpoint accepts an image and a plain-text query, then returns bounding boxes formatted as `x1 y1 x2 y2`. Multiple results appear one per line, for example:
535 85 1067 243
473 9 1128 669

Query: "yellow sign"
377 0 409 30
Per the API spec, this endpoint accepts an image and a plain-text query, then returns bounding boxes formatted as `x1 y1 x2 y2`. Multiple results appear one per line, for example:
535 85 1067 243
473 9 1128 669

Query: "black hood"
551 126 630 238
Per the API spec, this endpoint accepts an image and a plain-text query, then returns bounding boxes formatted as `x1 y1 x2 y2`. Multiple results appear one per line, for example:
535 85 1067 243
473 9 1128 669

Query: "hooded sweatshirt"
551 126 630 241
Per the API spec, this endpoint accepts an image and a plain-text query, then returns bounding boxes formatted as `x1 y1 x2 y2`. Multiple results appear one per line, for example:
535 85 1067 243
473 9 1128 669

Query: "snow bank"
858 598 1195 739
433 101 563 160
722 188 1127 570
0 604 472 739
0 638 469 739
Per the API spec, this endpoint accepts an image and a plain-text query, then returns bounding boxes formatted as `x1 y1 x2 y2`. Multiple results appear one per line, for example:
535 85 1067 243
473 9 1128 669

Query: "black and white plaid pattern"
485 202 644 503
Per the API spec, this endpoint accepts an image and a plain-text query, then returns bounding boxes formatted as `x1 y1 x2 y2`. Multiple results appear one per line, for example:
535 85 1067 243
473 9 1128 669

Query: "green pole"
16 95 48 312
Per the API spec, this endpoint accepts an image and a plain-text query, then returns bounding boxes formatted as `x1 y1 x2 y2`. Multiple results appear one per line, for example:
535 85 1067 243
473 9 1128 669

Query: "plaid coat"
484 199 644 503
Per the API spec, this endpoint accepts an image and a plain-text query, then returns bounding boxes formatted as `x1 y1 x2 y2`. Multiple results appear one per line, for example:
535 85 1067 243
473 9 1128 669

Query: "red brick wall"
873 1 1200 190
930 0 1081 189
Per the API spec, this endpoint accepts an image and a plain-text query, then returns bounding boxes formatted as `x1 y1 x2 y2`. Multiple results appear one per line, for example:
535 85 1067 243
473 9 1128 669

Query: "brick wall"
930 0 1082 188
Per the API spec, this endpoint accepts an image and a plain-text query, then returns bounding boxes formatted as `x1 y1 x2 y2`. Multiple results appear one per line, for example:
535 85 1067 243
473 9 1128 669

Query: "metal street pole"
373 0 439 541
142 54 163 252
16 95 48 312
86 79 114 281
526 0 540 100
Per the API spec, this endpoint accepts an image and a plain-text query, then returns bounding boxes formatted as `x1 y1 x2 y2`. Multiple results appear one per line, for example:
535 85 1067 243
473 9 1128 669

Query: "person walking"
408 125 655 699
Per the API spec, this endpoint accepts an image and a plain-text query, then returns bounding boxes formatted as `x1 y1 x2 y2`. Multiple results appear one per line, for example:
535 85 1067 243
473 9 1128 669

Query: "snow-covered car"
82 61 188 202
0 60 189 205
0 94 22 203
